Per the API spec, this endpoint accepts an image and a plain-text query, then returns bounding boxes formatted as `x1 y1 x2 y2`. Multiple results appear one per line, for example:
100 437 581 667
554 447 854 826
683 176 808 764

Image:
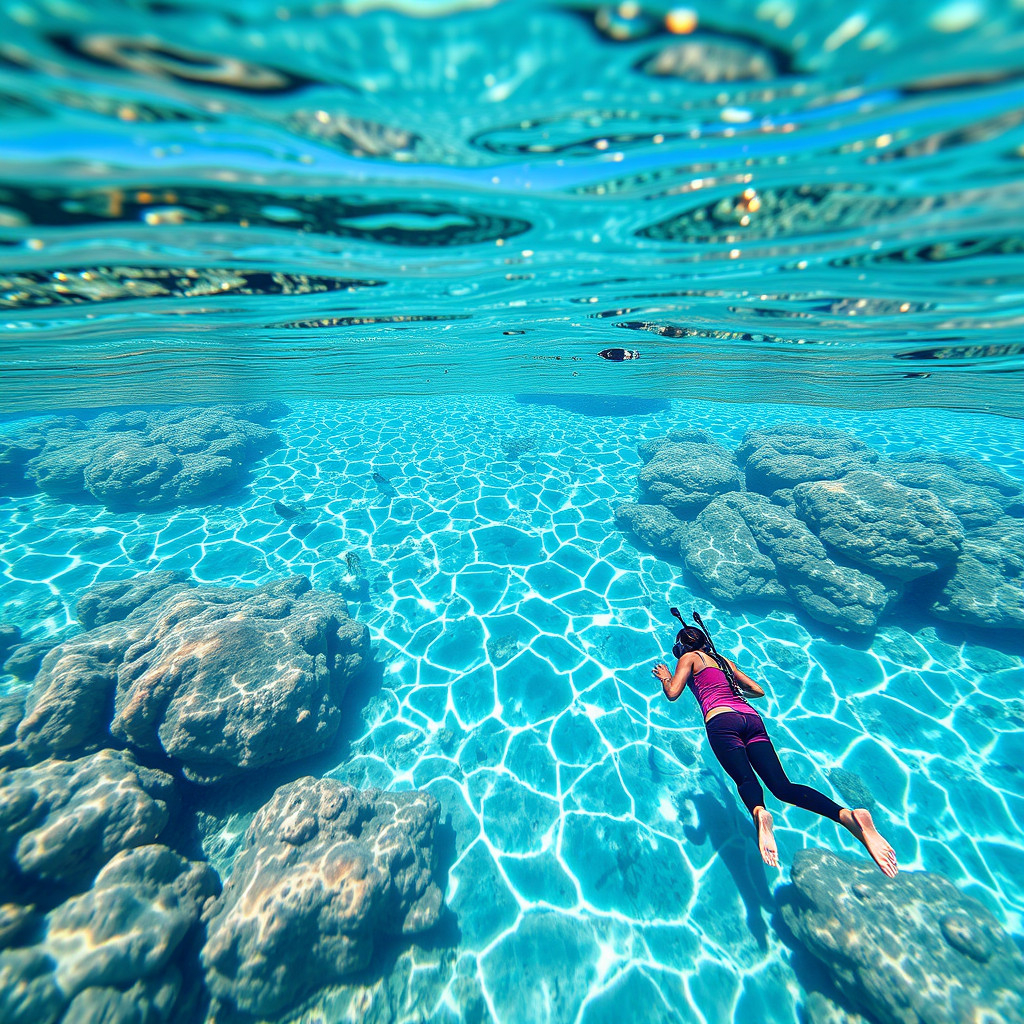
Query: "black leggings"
705 712 844 823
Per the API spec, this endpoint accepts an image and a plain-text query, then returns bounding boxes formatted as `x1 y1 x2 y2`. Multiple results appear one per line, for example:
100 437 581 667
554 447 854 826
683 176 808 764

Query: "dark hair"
675 626 707 653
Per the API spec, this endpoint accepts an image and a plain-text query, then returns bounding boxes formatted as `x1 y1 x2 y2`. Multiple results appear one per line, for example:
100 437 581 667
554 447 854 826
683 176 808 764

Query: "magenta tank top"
689 662 760 719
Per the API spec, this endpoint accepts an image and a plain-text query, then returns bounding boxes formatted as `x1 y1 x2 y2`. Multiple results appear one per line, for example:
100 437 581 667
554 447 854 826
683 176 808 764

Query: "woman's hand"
652 663 671 685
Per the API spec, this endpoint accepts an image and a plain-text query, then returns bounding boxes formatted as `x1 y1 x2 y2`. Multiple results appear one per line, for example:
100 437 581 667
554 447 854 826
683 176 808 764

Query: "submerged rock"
11 572 370 783
618 428 1017 638
637 440 741 515
719 493 894 633
614 501 689 558
0 903 37 950
802 991 874 1024
3 639 61 682
781 848 1024 1024
885 450 1024 530
15 627 143 762
202 777 444 1018
0 946 64 1024
111 576 370 784
0 418 58 496
793 470 964 581
1 402 288 509
0 623 21 664
0 691 26 768
0 749 174 893
77 570 189 631
636 429 721 462
0 844 218 1024
61 974 183 1024
737 424 877 495
929 522 1024 631
685 499 787 602
43 845 216 998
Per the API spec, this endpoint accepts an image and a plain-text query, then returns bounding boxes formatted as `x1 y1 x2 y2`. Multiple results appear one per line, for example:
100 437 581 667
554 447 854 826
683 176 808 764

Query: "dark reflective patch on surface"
286 110 425 159
0 267 382 308
896 342 1024 361
616 320 761 342
639 184 940 243
838 235 1024 266
49 33 311 93
635 31 790 81
276 313 469 329
0 184 531 248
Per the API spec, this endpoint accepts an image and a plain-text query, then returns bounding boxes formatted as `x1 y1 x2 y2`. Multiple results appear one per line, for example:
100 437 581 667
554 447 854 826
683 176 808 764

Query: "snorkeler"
598 348 640 361
652 610 898 876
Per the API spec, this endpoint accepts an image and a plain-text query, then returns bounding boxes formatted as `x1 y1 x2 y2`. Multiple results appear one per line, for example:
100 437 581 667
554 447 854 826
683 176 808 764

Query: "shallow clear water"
1 2 1023 1024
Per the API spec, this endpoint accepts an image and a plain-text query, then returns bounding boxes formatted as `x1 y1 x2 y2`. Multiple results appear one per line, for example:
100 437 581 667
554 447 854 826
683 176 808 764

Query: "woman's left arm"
727 659 765 698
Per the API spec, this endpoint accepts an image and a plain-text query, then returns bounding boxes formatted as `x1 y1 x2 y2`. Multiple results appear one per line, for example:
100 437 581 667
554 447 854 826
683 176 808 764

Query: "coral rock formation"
0 401 288 510
11 573 370 784
202 776 444 1017
0 750 175 893
781 849 1024 1024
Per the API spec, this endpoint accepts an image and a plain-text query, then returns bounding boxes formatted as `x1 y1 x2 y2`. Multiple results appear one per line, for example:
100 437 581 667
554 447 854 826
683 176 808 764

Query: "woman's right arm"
726 659 765 698
654 656 692 701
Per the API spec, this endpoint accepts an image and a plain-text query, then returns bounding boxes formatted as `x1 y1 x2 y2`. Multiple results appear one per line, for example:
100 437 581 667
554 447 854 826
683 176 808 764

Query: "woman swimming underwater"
652 610 898 876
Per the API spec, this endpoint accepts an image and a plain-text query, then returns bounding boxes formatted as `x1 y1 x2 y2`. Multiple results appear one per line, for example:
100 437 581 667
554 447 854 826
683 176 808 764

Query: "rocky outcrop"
793 471 964 581
0 418 55 495
110 577 370 784
10 573 370 784
617 424 1023 635
77 571 190 631
685 499 787 602
0 624 21 664
0 750 175 894
737 424 878 494
885 450 1024 530
0 692 26 768
202 777 444 1018
781 849 1024 1024
637 435 741 515
3 640 60 682
0 402 288 510
0 845 218 1024
15 627 143 763
613 502 689 557
929 522 1024 630
636 428 721 462
717 493 894 633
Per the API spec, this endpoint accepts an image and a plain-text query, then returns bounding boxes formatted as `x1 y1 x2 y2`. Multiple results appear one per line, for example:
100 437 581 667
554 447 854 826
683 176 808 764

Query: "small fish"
372 471 397 496
273 500 304 519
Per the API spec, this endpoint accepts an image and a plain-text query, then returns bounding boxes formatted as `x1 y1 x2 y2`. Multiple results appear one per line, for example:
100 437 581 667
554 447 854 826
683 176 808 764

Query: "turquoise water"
1 2 1024 1023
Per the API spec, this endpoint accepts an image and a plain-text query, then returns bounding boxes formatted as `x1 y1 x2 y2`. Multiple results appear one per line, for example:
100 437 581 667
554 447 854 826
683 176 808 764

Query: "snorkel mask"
670 607 713 659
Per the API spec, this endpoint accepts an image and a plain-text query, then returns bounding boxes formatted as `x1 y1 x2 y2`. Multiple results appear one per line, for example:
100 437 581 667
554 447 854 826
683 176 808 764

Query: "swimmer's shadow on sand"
680 781 775 951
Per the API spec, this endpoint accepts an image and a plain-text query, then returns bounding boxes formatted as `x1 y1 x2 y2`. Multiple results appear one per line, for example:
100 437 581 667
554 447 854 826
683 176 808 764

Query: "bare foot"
753 807 779 868
844 808 899 877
